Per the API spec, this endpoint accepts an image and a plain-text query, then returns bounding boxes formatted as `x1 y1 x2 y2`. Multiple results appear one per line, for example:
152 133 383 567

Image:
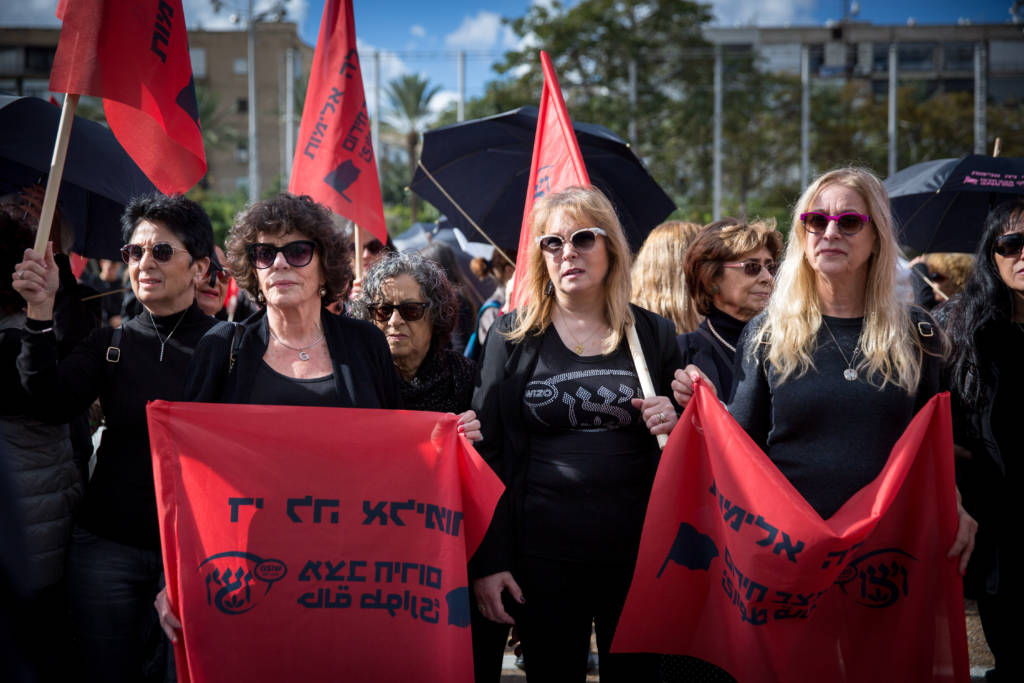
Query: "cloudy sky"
1 0 1014 121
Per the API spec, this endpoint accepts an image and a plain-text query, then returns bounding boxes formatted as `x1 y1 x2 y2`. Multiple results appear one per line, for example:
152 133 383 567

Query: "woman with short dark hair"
13 193 217 682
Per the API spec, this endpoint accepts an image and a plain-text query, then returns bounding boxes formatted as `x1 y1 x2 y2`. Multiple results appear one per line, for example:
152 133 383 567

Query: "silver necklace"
269 328 324 361
148 308 188 363
821 319 860 381
706 320 736 353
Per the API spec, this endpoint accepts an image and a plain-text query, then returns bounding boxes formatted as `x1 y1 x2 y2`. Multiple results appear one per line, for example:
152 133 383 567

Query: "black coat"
469 304 684 577
185 307 402 409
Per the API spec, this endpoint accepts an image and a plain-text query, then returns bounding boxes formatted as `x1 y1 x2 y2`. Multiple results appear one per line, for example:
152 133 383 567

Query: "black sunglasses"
722 260 778 277
994 232 1024 257
799 211 870 236
245 240 317 269
535 227 607 254
120 242 187 264
366 302 429 323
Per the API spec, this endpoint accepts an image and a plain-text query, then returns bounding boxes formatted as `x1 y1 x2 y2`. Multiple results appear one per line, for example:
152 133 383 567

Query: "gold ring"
657 412 665 423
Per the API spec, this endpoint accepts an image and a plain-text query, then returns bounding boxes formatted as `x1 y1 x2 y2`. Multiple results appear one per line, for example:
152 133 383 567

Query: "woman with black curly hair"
938 198 1024 683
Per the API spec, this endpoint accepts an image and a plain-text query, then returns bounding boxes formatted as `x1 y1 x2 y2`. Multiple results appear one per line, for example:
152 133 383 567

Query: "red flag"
612 384 969 682
148 402 502 683
507 51 590 311
290 0 386 242
49 0 206 195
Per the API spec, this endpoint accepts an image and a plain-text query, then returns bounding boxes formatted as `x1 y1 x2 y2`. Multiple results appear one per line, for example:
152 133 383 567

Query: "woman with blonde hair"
471 186 681 682
672 167 976 552
631 220 704 334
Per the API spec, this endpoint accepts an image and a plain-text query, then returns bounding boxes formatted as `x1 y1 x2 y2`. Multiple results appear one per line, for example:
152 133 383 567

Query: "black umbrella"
410 106 676 252
0 95 158 260
885 154 1024 254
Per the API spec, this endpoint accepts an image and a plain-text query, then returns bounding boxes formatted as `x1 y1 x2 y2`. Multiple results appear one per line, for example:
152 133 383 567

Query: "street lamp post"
247 0 258 200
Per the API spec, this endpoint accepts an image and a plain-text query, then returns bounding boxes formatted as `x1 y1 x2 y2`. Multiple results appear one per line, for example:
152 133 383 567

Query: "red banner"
147 402 503 683
612 384 969 682
49 0 206 195
289 0 386 242
507 50 590 311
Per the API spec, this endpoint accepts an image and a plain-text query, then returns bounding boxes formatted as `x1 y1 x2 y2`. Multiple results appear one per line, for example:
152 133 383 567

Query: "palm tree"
385 74 441 223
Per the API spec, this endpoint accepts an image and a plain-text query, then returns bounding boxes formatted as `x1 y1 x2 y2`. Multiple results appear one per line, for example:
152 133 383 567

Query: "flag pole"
34 93 79 253
627 322 668 450
353 224 362 281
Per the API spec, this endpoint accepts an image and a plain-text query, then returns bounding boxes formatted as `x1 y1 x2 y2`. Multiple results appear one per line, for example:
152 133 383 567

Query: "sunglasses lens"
995 233 1024 256
247 245 273 268
766 262 779 276
837 214 865 233
805 213 829 232
539 236 564 253
120 245 134 263
398 303 426 321
570 230 597 251
283 241 315 267
152 243 176 262
369 304 393 322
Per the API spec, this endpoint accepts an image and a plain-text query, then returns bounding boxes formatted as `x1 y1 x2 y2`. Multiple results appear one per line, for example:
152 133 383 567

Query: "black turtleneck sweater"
676 306 749 403
18 302 216 549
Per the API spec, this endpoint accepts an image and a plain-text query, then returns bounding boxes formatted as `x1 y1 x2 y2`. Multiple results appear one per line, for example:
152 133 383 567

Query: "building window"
898 43 937 72
0 47 23 72
233 57 248 75
190 48 207 78
25 47 56 73
872 44 891 73
234 143 249 162
236 98 248 114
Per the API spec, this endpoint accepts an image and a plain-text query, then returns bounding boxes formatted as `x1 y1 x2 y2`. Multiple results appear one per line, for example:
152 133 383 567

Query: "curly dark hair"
1 211 34 315
226 193 352 303
942 198 1024 409
683 217 784 316
351 252 458 351
121 193 215 263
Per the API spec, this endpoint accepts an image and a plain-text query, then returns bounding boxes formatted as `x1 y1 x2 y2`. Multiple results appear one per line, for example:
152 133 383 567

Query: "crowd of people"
1 164 1019 682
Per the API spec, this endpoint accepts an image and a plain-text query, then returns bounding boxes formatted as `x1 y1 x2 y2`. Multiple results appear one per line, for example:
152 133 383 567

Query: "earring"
544 281 554 297
257 291 265 304
318 286 327 298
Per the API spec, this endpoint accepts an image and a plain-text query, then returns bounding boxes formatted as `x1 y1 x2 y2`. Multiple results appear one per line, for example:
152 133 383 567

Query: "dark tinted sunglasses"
120 242 187 264
205 264 228 287
245 240 316 269
799 211 870 236
722 260 778 277
535 227 607 254
994 232 1024 257
367 302 429 323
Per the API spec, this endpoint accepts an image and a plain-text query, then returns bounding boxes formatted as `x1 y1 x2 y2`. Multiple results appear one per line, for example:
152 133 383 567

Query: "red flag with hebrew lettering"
148 402 503 683
289 0 386 242
612 384 969 683
506 50 590 311
49 0 206 194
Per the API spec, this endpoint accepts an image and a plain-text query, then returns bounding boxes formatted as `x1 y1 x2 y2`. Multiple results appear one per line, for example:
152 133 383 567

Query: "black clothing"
399 346 476 414
18 302 216 550
450 294 476 354
729 311 943 519
676 306 747 403
521 331 650 562
79 272 125 325
249 362 338 407
185 307 402 409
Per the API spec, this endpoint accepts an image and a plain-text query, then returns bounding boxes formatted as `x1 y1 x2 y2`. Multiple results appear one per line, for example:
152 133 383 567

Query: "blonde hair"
506 186 634 354
631 221 704 334
751 167 929 392
923 252 975 293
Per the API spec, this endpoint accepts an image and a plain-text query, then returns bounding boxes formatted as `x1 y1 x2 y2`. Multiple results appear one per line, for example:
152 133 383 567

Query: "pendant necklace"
270 328 324 361
148 308 188 363
706 320 736 353
821 319 860 381
561 317 606 355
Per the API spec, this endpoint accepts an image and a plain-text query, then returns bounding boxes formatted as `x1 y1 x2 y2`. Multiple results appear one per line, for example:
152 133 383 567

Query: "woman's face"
126 219 207 316
712 246 775 321
993 228 1024 297
374 273 433 374
196 245 229 316
802 183 877 283
254 231 324 311
540 210 610 300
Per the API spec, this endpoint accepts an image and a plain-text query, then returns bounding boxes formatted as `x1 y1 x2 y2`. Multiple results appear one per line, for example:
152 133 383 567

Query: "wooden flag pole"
993 137 1002 157
353 224 362 282
33 93 79 253
626 322 668 450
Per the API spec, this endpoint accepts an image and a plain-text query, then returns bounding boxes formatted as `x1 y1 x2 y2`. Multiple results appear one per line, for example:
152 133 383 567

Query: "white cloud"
356 38 412 119
707 0 817 27
410 24 426 38
182 0 309 31
444 11 517 50
0 0 60 27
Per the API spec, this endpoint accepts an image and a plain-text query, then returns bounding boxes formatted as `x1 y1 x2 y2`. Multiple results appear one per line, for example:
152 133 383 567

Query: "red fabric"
612 383 969 683
147 402 503 683
289 0 386 242
69 252 88 279
507 51 590 312
49 0 206 195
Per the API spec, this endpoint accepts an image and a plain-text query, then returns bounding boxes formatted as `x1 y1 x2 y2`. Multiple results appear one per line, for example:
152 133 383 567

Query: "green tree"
385 74 442 223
